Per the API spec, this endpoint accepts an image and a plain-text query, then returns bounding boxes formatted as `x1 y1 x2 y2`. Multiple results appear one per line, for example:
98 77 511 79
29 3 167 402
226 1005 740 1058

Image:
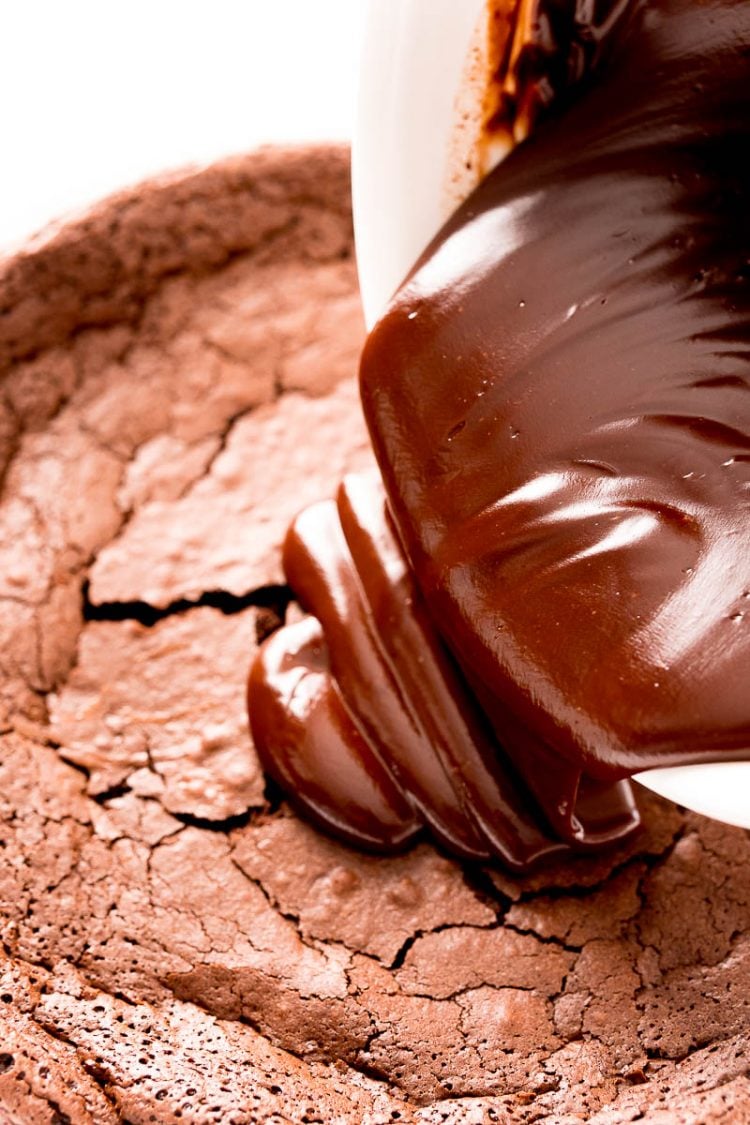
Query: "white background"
0 0 363 251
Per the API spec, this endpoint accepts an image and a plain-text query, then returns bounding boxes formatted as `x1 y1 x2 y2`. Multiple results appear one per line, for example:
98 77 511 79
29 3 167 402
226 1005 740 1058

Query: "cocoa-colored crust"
1 145 750 1123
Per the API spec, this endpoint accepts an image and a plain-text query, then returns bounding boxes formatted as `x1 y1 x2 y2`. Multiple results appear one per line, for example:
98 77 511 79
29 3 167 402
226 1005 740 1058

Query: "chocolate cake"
1 145 750 1123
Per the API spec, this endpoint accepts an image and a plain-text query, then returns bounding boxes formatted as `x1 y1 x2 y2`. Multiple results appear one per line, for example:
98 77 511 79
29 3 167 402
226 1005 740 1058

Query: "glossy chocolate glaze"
250 0 750 867
250 472 640 867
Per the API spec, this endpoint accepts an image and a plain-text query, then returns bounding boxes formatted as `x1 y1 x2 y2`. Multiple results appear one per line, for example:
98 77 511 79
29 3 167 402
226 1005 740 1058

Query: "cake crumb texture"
1 145 749 1124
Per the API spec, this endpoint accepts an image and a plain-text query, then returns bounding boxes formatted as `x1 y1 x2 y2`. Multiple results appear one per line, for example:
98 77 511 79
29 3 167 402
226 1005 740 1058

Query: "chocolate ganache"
249 0 750 870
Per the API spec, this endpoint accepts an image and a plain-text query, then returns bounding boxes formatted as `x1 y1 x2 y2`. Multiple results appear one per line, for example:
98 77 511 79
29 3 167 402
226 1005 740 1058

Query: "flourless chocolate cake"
1 146 749 1124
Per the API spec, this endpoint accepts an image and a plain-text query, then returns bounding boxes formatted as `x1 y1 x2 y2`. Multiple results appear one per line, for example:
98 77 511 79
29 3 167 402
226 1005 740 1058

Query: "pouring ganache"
249 0 750 870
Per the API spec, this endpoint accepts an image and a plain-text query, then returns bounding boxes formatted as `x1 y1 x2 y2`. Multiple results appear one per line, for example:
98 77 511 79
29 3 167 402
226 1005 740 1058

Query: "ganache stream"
249 0 750 870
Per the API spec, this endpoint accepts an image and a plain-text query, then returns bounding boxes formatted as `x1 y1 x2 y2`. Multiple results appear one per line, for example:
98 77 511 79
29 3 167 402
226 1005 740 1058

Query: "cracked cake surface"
1 144 750 1124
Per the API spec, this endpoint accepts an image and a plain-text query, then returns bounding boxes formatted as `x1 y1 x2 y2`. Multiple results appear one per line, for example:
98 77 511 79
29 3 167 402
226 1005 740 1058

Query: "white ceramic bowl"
352 0 750 829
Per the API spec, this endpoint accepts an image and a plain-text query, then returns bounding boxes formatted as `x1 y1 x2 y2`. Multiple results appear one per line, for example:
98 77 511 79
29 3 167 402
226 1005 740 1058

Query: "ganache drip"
250 472 640 868
248 0 750 870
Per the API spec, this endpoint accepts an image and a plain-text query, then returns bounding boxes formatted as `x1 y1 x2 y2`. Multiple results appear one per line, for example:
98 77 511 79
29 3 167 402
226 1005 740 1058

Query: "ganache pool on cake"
248 0 750 871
